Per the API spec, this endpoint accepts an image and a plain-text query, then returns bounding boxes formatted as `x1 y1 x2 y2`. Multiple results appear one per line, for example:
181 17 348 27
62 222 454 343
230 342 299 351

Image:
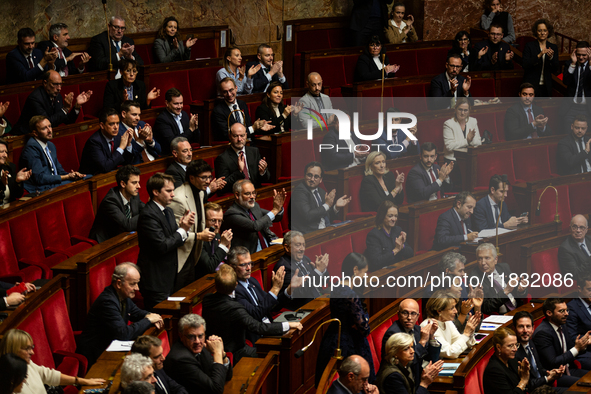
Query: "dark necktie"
525 345 541 379
120 299 127 320
248 283 259 305
577 65 585 103
579 139 589 173
163 208 174 232
27 56 34 69
110 140 115 154
124 203 131 219
557 327 571 375
115 41 121 52
528 109 539 138
493 204 500 223
313 189 330 226
239 151 250 180
248 210 268 249
460 219 466 235
581 243 591 257
315 96 324 111
296 260 309 276
233 104 243 124
491 277 516 311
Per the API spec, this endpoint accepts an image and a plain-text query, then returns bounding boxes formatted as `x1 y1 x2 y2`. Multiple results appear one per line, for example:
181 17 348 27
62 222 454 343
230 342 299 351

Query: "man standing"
504 83 551 141
137 173 195 310
474 24 514 71
196 202 233 280
38 23 90 77
89 165 145 243
165 137 192 188
558 214 591 278
406 142 453 204
222 180 284 254
6 27 57 85
326 355 378 394
561 42 591 129
119 100 161 164
89 16 143 75
429 54 472 110
556 115 591 175
153 88 199 155
77 263 163 367
432 191 478 251
246 44 289 93
566 274 591 370
473 174 528 231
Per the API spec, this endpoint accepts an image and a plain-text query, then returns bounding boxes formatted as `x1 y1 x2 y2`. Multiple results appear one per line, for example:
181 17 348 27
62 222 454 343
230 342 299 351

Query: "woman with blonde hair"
215 47 258 96
359 151 404 212
443 97 481 163
483 327 531 393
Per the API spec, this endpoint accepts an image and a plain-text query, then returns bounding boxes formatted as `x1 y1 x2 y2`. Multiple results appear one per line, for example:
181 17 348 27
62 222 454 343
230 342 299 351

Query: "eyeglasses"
399 311 419 318
571 225 588 231
235 262 252 268
305 173 322 180
369 43 382 48
23 345 35 352
505 343 519 350
447 64 462 69
110 24 126 31
242 192 257 198
458 38 470 42
184 334 202 342
199 175 213 181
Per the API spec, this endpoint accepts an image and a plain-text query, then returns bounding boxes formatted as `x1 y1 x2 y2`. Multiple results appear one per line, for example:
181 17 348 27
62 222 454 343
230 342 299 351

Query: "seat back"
470 78 496 97
418 208 448 252
475 112 498 142
0 93 21 125
251 269 264 290
476 150 517 187
52 135 79 172
89 257 117 304
351 227 372 253
369 318 393 364
18 309 56 368
297 30 331 52
418 117 446 153
321 235 353 276
188 67 220 102
416 47 450 75
387 50 418 77
149 70 191 107
36 201 72 251
42 290 77 354
9 212 49 265
135 44 153 65
569 182 591 217
348 174 364 213
78 80 109 119
0 222 22 277
309 56 346 90
530 247 567 295
63 192 95 239
512 146 552 181
532 184 570 232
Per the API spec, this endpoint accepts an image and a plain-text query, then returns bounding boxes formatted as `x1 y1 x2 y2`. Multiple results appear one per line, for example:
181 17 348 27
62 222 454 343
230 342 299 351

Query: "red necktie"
429 168 441 199
239 151 250 180
528 109 538 138
110 141 115 153
27 56 34 69
461 219 466 235
58 48 69 76
248 210 268 249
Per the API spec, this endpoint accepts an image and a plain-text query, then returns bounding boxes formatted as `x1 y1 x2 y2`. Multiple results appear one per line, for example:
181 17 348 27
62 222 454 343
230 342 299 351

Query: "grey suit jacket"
297 92 333 129
222 201 282 254
153 37 192 63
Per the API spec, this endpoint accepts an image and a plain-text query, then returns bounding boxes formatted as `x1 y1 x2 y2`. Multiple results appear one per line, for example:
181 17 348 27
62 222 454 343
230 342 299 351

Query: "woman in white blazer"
443 98 482 161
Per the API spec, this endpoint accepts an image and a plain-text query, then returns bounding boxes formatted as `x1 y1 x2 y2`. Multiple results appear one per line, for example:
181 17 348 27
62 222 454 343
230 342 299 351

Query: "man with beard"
474 24 514 71
246 44 289 93
406 142 453 204
6 27 57 84
432 191 478 251
566 274 591 370
297 72 333 128
429 54 472 110
504 83 551 141
556 115 591 175
119 100 161 164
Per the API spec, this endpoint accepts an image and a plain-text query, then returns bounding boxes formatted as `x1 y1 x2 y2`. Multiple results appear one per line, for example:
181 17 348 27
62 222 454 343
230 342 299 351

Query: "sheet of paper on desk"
270 238 283 245
480 323 502 331
439 363 461 376
106 340 134 352
478 228 514 238
168 297 185 301
482 315 513 324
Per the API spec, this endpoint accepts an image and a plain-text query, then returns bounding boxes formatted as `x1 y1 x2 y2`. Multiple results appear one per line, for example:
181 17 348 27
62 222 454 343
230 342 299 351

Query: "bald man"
327 355 377 394
380 299 440 388
297 72 334 128
558 214 591 278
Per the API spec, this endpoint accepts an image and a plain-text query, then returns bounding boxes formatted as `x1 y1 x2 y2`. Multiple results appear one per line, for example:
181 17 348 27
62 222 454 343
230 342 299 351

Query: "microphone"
380 53 386 113
294 318 342 359
209 226 215 232
535 186 559 222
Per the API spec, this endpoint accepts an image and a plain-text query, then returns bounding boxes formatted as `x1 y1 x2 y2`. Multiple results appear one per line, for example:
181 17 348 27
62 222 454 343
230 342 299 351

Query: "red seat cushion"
321 235 353 276
419 208 448 252
494 111 506 142
282 139 314 179
416 48 451 75
89 258 117 304
63 192 95 240
78 80 109 119
74 129 97 165
328 30 346 49
532 184 571 232
115 245 140 265
52 135 79 173
149 70 191 107
569 182 591 217
530 247 567 295
251 270 264 290
158 329 170 356
309 57 346 91
367 334 380 373
387 50 418 77
0 222 43 281
343 55 359 85
418 117 446 153
351 227 372 254
392 85 428 113
476 150 518 188
42 290 77 354
0 93 21 125
18 309 55 368
360 88 393 121
348 175 364 214
370 318 393 363
475 112 498 142
191 39 217 59
135 44 152 65
193 302 203 316
470 78 496 97
188 67 219 102
512 146 552 182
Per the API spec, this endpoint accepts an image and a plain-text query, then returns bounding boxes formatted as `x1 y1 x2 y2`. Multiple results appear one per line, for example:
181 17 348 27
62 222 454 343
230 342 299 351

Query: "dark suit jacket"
359 172 404 212
222 201 281 254
153 110 199 156
364 226 414 271
533 319 585 371
118 121 161 165
429 72 472 110
474 40 514 71
154 368 188 394
235 278 282 345
164 341 232 394
566 298 591 341
211 99 252 142
137 201 185 304
448 46 478 72
103 79 150 112
196 236 226 280
353 52 396 83
246 61 290 93
88 31 144 71
482 354 525 394
37 41 83 76
515 341 550 391
165 162 186 189
432 208 473 251
558 235 591 278
406 163 453 204
20 137 68 193
5 47 47 85
13 86 78 136
89 186 145 243
77 285 151 366
255 101 291 132
469 262 525 315
289 182 338 234
504 102 552 141
522 41 560 97
374 129 420 160
326 379 358 394
376 362 428 394
274 253 324 310
473 195 512 232
214 146 270 195
320 128 357 172
0 162 24 203
556 133 591 175
79 130 134 175
563 60 591 99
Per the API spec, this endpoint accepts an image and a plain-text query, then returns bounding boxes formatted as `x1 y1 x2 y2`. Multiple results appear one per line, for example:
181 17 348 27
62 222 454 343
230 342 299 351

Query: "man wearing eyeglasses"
429 54 472 110
89 16 144 75
558 214 591 278
474 24 514 71
196 202 233 280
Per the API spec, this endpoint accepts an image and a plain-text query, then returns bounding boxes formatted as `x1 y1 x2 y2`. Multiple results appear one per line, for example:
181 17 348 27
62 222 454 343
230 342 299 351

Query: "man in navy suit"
567 274 591 370
561 41 591 129
119 100 161 164
38 23 90 77
196 202 233 280
429 54 472 110
326 355 378 394
246 44 289 93
19 115 85 193
79 108 135 175
77 263 163 367
88 16 143 74
381 299 441 387
432 191 478 251
533 298 591 381
474 24 514 71
406 142 453 204
165 137 192 188
556 115 591 175
153 88 199 156
504 83 552 141
5 27 57 85
513 311 568 390
473 174 528 231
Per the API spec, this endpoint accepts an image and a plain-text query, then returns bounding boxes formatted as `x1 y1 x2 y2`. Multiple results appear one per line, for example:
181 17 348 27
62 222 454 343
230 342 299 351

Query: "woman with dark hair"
522 19 559 97
359 151 405 212
0 353 28 394
448 31 477 72
364 200 414 271
483 327 530 394
255 81 299 133
215 47 258 96
0 139 30 205
481 0 515 43
315 253 375 386
103 59 160 111
384 2 418 44
354 35 400 82
153 16 197 63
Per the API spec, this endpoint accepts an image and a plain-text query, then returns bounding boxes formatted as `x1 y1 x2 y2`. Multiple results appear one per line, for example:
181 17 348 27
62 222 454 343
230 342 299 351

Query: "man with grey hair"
77 262 163 367
38 23 90 77
89 16 144 76
437 251 468 298
222 179 285 253
121 353 157 388
123 381 156 394
164 314 232 394
326 355 377 394
165 136 192 188
558 214 591 278
469 242 527 315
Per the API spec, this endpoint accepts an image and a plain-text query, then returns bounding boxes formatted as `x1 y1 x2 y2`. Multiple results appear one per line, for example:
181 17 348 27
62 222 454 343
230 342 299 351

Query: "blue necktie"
525 345 541 379
313 189 330 226
45 146 57 175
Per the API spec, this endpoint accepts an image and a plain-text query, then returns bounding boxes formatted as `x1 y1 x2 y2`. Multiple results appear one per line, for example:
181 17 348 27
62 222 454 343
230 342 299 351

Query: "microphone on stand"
535 186 559 222
295 318 342 359
380 53 386 113
101 0 114 72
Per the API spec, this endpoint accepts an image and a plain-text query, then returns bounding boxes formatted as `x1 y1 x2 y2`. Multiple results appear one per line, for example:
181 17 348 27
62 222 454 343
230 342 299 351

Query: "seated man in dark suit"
432 191 478 251
153 88 199 156
196 202 233 280
474 24 514 71
119 100 161 164
289 161 351 234
37 23 90 77
326 355 377 394
89 165 145 243
504 83 552 141
246 44 289 93
567 274 591 370
88 16 143 74
202 264 301 364
165 137 192 188
559 214 591 280
406 142 453 204
20 115 85 193
556 115 591 175
380 298 440 387
131 336 188 394
429 54 472 110
473 174 528 231
214 123 271 195
513 311 568 390
222 180 284 254
12 70 92 136
79 108 135 175
163 314 232 394
211 78 274 142
533 298 591 380
77 263 164 367
5 27 56 85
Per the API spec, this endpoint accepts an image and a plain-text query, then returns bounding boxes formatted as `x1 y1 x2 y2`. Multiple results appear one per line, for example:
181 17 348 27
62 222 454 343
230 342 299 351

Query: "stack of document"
439 363 461 376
